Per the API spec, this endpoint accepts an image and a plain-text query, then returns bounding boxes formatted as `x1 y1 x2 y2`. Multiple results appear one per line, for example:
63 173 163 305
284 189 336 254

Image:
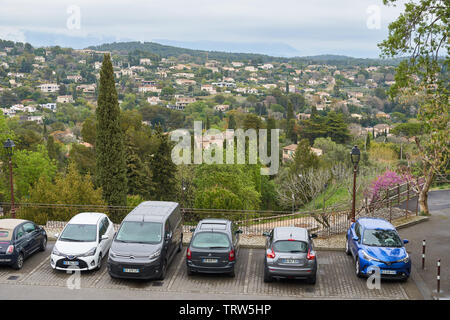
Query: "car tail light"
6 245 14 254
307 248 316 260
267 248 275 259
229 249 235 262
186 248 192 260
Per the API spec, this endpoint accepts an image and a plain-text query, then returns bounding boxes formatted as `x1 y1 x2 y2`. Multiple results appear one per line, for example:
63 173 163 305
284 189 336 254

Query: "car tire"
39 237 47 252
355 258 363 278
12 252 24 270
229 267 235 278
306 275 316 285
187 267 194 276
96 253 102 270
158 259 167 280
263 266 273 283
345 238 351 256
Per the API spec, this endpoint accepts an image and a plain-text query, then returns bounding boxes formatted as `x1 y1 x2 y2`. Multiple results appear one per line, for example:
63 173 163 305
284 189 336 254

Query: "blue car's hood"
363 246 407 262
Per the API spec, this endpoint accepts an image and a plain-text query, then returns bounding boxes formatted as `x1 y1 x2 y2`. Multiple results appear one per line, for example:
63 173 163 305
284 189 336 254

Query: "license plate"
281 259 300 264
123 268 140 273
381 270 397 275
202 258 218 263
63 261 79 266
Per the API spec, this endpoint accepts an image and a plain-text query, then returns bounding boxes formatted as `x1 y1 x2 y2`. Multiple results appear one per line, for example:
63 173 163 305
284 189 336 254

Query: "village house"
34 56 45 63
67 75 82 82
38 83 59 93
214 104 230 112
175 79 196 86
201 84 217 94
57 95 74 103
139 58 152 65
40 103 57 112
147 96 162 105
376 111 391 119
76 84 96 94
175 97 196 109
282 144 323 163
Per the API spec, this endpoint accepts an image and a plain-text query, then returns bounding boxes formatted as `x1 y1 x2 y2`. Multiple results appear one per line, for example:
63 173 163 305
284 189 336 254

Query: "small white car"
51 212 115 271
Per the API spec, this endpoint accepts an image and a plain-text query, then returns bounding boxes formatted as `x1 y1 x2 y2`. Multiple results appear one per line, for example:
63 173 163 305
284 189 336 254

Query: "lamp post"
4 139 16 218
350 145 360 222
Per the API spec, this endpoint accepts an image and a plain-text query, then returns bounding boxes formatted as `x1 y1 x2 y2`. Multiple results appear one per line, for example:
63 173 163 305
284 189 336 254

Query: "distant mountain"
153 39 302 58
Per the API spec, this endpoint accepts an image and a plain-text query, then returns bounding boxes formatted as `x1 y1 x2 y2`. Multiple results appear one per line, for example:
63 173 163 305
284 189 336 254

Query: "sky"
0 0 407 58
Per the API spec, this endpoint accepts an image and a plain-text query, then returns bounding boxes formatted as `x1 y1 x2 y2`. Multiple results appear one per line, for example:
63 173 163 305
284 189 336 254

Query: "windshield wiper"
208 246 228 249
289 250 304 253
60 238 85 242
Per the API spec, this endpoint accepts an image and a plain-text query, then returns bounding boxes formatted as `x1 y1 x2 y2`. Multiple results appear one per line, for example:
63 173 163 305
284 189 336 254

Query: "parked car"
107 201 183 280
263 227 317 284
51 212 114 271
186 219 242 277
0 219 47 270
346 217 411 281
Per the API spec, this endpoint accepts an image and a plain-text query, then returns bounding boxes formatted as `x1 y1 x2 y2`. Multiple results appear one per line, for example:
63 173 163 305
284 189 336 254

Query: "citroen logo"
130 256 134 259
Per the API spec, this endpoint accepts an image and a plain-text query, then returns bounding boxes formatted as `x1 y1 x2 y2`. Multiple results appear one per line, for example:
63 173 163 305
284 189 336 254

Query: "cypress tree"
95 54 127 206
149 126 177 201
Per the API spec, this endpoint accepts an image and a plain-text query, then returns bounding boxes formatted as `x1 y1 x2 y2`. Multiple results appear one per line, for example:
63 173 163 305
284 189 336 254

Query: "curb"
395 216 429 230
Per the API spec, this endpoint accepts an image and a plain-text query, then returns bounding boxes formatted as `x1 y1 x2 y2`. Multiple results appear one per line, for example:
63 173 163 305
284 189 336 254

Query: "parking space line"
167 253 185 290
92 266 108 287
243 249 253 294
19 254 51 283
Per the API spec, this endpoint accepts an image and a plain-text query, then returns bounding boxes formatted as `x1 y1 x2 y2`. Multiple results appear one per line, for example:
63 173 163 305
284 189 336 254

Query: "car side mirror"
310 233 318 239
190 228 196 232
101 235 109 241
165 232 173 241
403 239 409 244
262 232 270 237
236 230 243 234
352 236 359 242
54 233 59 239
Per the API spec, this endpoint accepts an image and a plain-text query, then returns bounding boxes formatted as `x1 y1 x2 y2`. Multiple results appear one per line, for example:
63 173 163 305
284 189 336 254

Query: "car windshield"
273 240 308 253
0 229 12 241
60 224 97 242
116 221 162 244
191 232 230 249
362 229 403 247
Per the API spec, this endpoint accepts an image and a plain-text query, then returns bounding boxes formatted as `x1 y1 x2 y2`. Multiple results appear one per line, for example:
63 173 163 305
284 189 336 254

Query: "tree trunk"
418 170 434 214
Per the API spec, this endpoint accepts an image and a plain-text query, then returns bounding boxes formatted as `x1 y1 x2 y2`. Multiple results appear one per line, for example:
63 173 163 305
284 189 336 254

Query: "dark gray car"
263 227 318 284
107 201 183 280
186 219 242 277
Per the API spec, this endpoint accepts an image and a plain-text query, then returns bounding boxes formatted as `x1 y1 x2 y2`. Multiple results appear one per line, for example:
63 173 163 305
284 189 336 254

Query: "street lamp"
350 145 360 222
4 139 16 218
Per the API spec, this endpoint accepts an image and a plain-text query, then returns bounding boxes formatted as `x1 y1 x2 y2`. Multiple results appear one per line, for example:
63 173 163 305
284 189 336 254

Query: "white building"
38 83 59 93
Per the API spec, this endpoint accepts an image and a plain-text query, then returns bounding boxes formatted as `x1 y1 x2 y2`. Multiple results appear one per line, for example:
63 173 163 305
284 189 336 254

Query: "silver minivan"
263 227 318 284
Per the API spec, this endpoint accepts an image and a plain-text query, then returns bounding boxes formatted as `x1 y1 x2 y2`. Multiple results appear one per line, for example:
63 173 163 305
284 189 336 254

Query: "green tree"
18 162 106 224
379 0 449 214
149 126 177 201
95 54 127 206
289 139 319 175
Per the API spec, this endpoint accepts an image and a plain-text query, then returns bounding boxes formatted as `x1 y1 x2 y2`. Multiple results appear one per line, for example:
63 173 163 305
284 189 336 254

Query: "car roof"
357 217 396 230
197 219 230 232
0 219 28 230
68 212 105 225
125 201 179 223
273 227 309 241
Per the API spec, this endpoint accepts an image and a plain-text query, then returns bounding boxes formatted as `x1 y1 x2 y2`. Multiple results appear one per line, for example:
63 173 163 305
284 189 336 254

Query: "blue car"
346 217 411 281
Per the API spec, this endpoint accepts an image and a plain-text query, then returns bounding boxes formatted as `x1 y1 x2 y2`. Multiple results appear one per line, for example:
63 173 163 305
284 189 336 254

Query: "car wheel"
263 266 273 283
12 252 24 270
306 275 316 285
187 267 194 276
158 259 167 280
345 238 351 256
96 253 102 270
39 237 47 252
355 258 363 278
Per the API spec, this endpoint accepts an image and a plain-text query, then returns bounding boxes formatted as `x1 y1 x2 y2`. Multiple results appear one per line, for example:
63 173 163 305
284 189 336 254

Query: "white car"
50 212 115 271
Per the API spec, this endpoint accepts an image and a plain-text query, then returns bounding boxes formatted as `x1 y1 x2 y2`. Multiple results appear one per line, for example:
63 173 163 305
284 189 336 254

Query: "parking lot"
0 241 421 300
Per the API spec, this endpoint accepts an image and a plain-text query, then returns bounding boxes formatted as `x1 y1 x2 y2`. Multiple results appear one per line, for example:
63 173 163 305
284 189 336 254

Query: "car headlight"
398 253 410 263
78 247 97 257
149 250 161 259
362 250 382 262
52 247 62 256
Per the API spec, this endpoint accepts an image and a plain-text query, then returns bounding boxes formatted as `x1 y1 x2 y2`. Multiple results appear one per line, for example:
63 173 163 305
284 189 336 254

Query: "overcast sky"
0 0 407 58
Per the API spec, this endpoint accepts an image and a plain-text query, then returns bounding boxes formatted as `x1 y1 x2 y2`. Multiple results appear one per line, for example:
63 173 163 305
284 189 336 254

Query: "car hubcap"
18 255 23 268
356 260 359 275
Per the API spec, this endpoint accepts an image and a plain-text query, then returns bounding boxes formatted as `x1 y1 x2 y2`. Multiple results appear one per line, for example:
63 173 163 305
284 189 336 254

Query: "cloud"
0 0 407 57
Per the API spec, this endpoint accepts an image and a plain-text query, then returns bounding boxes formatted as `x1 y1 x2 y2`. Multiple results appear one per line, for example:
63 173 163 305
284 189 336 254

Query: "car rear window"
0 229 11 241
273 240 308 253
191 232 230 249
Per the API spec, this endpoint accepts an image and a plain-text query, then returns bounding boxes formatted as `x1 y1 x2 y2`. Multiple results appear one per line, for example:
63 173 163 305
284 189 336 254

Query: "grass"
431 183 450 191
